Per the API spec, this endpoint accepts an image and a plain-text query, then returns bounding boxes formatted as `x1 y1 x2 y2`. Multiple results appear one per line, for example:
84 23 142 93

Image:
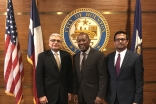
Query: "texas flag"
131 0 142 54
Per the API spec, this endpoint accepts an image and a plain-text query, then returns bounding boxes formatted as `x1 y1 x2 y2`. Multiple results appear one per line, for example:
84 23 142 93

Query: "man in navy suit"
105 31 144 104
36 33 73 104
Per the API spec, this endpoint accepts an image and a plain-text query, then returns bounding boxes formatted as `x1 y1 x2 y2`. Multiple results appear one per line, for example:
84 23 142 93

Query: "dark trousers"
56 94 67 104
79 94 87 104
114 96 119 104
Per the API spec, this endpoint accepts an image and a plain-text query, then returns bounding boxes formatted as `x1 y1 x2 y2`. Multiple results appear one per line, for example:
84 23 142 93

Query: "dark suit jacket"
105 50 144 104
73 48 108 104
36 50 73 104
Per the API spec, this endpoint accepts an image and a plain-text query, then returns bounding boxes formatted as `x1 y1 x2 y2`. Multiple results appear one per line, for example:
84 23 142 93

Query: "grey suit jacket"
73 48 108 104
105 50 144 104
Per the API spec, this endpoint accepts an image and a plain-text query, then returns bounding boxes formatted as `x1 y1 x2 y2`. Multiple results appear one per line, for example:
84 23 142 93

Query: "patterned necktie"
81 52 86 74
54 52 60 70
115 54 120 76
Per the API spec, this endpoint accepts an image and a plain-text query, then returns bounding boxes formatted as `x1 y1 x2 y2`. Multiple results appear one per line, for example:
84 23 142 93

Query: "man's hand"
94 96 103 104
73 95 78 104
68 93 72 101
39 96 48 104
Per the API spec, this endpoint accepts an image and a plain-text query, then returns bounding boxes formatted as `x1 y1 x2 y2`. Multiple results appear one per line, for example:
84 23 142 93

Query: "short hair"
49 33 62 41
114 30 129 41
77 32 90 40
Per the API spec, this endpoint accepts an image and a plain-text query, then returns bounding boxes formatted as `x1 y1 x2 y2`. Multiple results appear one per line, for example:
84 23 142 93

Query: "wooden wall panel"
0 88 16 104
0 87 34 104
104 14 133 48
0 53 5 86
0 0 156 103
142 14 156 48
0 16 5 49
12 0 31 12
38 0 113 12
144 83 156 104
40 14 68 49
143 49 156 82
0 0 7 12
142 0 156 11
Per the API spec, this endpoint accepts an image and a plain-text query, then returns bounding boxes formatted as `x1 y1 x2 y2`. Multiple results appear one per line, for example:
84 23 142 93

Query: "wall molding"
0 11 156 15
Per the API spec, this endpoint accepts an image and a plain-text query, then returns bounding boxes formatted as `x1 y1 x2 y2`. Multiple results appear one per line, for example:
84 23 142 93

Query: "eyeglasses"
77 39 86 43
50 39 62 43
115 38 127 42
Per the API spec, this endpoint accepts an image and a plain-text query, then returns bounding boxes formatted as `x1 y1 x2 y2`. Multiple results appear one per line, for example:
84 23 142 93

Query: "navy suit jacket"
36 50 73 104
105 50 144 104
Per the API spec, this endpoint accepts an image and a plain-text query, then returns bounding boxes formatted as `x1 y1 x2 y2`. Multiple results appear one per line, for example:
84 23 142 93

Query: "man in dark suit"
105 31 144 104
36 33 73 104
73 32 108 104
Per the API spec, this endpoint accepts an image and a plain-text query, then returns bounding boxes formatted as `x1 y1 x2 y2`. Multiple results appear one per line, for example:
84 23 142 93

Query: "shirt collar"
116 48 127 56
51 50 60 55
81 47 91 55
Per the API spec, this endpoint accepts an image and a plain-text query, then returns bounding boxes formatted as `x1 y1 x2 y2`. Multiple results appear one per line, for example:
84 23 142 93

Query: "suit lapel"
81 48 94 77
110 52 117 77
75 52 81 76
118 50 130 77
48 50 59 72
60 50 65 71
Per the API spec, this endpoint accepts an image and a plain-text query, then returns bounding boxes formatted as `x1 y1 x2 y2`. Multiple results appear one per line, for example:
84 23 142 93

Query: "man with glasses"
36 33 73 104
105 31 144 104
73 32 108 104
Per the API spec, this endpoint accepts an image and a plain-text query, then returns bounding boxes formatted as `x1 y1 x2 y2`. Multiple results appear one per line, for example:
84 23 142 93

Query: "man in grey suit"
73 32 108 104
105 31 144 104
36 33 73 104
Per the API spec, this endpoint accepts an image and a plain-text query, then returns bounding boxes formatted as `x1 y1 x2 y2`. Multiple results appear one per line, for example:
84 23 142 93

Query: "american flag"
27 0 44 103
4 0 24 104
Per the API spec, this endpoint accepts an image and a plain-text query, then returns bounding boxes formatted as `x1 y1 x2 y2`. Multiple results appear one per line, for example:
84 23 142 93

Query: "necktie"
54 52 60 70
81 52 86 74
115 54 120 76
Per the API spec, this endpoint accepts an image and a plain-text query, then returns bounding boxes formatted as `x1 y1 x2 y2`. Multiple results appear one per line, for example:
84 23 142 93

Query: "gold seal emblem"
60 8 110 55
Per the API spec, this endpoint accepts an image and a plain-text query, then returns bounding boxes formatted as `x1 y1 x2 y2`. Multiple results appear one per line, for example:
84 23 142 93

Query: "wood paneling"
143 49 156 82
142 14 156 48
144 83 156 104
0 0 156 103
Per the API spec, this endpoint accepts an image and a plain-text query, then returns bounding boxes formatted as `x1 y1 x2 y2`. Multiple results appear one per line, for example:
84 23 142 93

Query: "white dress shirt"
80 47 91 70
114 49 127 68
51 50 61 64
